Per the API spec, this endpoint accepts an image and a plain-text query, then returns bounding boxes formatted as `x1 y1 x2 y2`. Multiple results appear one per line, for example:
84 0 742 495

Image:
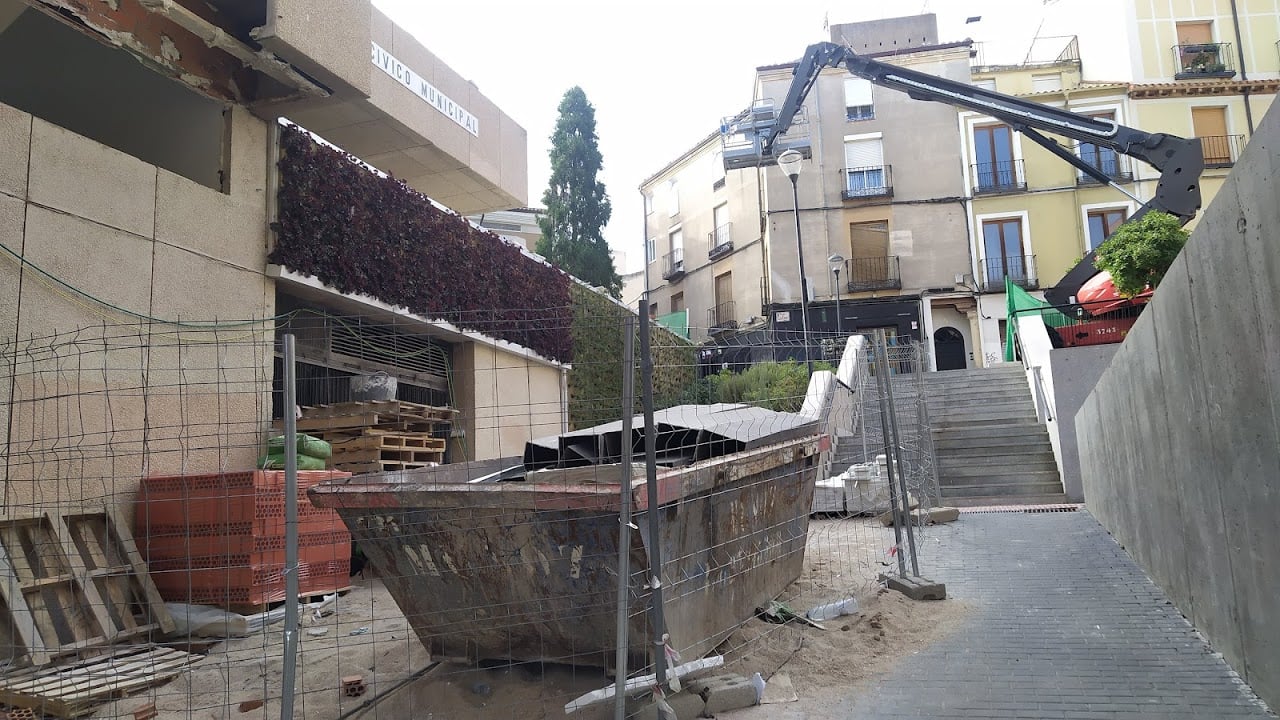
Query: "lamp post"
828 253 845 337
778 149 812 375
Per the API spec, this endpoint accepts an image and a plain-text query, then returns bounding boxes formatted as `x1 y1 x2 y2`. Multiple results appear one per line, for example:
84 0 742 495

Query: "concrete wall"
0 101 275 516
1048 344 1118 502
453 341 566 463
1076 101 1280 709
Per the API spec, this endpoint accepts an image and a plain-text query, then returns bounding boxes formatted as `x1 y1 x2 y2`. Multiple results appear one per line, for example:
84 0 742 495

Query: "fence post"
638 302 668 689
871 332 908 578
614 313 637 720
280 333 299 720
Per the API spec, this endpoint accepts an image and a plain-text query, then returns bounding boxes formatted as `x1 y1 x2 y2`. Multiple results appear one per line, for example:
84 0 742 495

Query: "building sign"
371 42 479 137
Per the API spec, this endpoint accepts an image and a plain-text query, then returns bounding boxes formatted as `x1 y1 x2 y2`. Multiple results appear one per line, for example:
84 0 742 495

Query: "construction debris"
0 646 202 718
285 400 455 473
881 574 947 601
341 675 367 698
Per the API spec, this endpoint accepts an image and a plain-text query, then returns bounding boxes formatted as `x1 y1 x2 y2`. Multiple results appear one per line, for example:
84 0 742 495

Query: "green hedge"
568 285 697 429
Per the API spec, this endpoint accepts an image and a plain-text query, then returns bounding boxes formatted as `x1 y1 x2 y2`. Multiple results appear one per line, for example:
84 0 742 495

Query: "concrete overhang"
253 3 527 214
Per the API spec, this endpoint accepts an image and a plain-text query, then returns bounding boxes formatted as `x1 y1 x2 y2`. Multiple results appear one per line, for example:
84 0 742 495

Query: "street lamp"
828 253 845 337
777 149 812 375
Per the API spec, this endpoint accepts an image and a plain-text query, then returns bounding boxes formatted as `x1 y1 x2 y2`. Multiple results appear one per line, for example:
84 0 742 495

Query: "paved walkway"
832 509 1275 719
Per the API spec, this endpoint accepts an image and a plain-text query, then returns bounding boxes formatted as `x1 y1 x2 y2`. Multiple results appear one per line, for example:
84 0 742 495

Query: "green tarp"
656 310 689 339
1004 277 1072 361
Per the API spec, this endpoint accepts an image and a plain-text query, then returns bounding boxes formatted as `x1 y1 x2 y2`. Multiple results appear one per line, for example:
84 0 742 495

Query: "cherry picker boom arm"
741 41 1204 309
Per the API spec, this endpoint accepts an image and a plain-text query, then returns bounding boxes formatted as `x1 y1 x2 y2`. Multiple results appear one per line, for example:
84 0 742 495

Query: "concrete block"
28 119 156 238
149 243 271 323
259 0 372 97
0 102 31 199
625 690 705 720
700 674 759 715
684 673 738 698
876 493 920 526
914 506 959 524
0 193 23 340
882 574 946 601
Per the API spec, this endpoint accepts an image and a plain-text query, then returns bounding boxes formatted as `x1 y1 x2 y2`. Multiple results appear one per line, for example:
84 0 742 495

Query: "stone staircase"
925 364 1067 507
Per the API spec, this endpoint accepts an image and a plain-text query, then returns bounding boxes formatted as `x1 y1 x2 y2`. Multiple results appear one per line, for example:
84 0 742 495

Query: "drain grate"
958 503 1083 515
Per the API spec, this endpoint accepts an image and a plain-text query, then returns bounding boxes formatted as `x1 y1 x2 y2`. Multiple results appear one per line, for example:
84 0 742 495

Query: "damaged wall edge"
24 0 327 104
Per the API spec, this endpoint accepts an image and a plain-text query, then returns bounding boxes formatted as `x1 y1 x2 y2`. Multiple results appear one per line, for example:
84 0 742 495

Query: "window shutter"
844 78 873 107
844 138 884 168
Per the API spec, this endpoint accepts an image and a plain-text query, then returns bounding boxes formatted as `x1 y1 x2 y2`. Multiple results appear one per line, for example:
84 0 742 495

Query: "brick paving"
832 509 1276 719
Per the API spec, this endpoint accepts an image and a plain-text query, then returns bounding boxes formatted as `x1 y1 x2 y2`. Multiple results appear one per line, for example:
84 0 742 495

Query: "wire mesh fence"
0 310 938 720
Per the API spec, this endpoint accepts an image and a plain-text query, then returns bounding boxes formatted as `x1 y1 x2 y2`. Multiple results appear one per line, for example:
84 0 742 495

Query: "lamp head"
777 149 803 181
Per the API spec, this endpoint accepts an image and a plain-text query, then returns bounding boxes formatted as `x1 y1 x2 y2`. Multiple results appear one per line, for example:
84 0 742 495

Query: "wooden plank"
0 647 201 719
102 509 174 635
2 525 36 582
68 515 134 627
46 514 112 643
0 530 48 665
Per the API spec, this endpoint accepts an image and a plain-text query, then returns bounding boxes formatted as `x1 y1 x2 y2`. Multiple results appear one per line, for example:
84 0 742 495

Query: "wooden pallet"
282 401 456 434
0 511 173 668
331 433 446 452
299 400 456 421
332 460 441 474
0 646 201 718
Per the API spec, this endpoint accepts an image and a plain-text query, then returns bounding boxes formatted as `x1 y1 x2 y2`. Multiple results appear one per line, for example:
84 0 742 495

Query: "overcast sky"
371 0 1122 274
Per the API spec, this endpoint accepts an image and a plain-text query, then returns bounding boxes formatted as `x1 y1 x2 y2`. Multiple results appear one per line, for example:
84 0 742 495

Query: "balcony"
662 248 685 281
1198 134 1245 168
844 256 902 292
707 223 734 261
842 165 893 200
979 256 1038 293
972 159 1026 194
708 301 738 334
1173 43 1235 79
1076 151 1133 185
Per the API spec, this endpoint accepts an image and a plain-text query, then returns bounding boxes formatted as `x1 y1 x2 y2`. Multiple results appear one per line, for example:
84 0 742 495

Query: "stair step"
930 405 1037 419
935 438 1053 453
937 459 1059 476
939 480 1065 498
947 493 1072 508
933 416 1040 429
933 421 1046 437
938 470 1061 487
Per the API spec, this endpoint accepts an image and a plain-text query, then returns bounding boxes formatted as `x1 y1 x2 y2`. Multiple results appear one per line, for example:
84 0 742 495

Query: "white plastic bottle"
806 596 858 621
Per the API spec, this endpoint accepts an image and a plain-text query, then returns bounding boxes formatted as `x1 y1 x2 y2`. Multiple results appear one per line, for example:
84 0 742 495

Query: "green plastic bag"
258 452 327 470
267 434 332 460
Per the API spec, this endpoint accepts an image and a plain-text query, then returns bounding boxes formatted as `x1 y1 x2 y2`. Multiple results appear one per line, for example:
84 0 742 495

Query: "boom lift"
721 41 1204 316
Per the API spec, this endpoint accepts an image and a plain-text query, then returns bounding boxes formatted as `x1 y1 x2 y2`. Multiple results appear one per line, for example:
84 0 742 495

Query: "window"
670 292 684 313
649 303 658 319
850 221 889 258
669 228 683 254
1191 106 1233 165
972 78 997 91
644 192 653 215
1175 21 1224 76
973 124 1020 191
1031 73 1062 92
981 218 1031 290
1086 208 1128 251
712 272 734 328
712 150 726 189
712 204 730 247
1078 111 1122 179
844 78 874 121
667 179 680 217
843 136 886 196
646 236 657 263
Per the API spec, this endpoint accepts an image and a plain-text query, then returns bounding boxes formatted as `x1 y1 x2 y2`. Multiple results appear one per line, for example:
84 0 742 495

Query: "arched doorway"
934 326 966 371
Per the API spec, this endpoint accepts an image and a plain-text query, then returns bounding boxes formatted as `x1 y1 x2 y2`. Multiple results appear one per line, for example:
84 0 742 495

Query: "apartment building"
0 0 560 511
962 1 1278 363
643 15 978 370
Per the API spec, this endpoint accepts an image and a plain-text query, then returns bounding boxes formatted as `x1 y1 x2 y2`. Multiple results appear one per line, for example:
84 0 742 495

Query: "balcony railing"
842 165 893 200
662 248 685 281
1198 134 1245 167
844 256 902 292
707 223 733 260
1173 42 1235 79
1076 150 1133 184
972 159 1026 194
979 255 1038 293
709 301 738 334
